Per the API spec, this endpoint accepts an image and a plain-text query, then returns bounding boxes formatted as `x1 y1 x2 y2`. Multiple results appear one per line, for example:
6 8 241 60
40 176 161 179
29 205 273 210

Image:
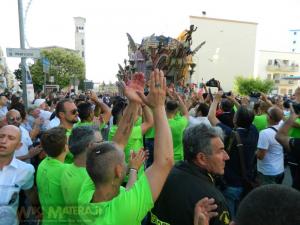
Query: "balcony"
266 65 299 72
274 79 298 86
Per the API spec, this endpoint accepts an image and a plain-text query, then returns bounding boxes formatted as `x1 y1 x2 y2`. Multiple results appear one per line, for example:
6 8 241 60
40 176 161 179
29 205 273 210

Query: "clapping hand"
137 69 166 109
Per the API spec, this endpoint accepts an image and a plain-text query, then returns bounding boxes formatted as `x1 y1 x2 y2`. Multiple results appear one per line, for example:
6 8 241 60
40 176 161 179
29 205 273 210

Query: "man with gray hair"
148 124 231 225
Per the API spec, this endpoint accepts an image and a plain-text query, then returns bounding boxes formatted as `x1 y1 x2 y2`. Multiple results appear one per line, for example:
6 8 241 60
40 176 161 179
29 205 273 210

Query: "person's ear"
229 221 235 225
115 164 123 179
195 152 208 167
16 142 23 150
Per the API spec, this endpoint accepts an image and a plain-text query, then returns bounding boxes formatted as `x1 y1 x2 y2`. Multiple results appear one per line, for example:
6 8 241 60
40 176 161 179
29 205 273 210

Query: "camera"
206 78 219 87
249 92 261 98
292 103 300 114
222 91 232 98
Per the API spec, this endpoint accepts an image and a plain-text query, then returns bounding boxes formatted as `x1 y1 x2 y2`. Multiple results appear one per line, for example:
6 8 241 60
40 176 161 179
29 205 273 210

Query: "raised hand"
137 69 166 109
194 198 218 225
118 72 146 104
129 149 147 171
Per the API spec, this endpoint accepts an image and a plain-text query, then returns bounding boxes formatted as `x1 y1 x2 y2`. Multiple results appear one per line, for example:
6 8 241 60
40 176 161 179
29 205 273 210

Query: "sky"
1 0 300 84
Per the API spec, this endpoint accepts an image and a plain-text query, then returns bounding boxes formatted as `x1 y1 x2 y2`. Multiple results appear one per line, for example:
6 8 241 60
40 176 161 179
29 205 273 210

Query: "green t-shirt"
36 157 70 225
108 125 144 181
108 125 144 163
64 129 74 164
289 118 300 138
145 127 155 139
168 115 188 162
60 164 93 224
253 114 268 132
73 121 105 131
61 163 90 205
78 173 154 225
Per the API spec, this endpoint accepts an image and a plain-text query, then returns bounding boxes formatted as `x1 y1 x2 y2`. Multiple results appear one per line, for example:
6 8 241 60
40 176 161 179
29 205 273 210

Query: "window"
81 39 84 45
288 89 293 95
82 51 85 58
292 49 295 52
267 59 272 65
294 32 297 35
293 40 296 44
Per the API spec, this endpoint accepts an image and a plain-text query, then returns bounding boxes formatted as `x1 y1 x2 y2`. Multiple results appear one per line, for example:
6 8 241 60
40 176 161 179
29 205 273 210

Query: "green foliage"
13 68 22 88
30 48 85 91
234 76 274 95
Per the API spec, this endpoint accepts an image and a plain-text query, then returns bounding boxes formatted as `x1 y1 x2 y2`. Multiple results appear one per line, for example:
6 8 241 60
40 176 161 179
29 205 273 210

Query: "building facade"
290 29 300 53
257 50 300 95
190 16 257 91
74 17 86 62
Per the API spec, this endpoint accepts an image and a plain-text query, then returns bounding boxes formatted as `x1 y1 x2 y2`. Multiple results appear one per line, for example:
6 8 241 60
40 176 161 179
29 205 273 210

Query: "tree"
13 68 22 88
30 48 85 91
234 76 274 95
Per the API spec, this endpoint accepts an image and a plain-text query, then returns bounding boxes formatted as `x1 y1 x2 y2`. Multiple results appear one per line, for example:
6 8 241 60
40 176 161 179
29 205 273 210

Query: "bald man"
6 109 41 163
256 106 285 185
0 125 35 225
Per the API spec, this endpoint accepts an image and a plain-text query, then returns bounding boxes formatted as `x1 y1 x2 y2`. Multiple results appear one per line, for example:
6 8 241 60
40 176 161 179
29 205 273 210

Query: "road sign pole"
18 0 28 109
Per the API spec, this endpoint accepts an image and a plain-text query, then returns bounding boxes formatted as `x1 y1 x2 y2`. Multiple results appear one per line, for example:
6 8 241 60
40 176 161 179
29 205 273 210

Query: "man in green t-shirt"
109 96 153 177
77 69 174 225
253 101 271 132
60 126 102 224
55 99 79 164
74 92 111 131
36 127 70 225
166 92 189 161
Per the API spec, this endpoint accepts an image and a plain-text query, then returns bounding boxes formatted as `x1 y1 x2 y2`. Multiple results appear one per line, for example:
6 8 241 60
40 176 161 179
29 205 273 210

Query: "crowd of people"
0 69 300 225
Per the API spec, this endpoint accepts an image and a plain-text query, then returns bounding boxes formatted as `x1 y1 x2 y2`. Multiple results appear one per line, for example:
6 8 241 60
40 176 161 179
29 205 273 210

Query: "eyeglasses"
68 109 78 115
7 116 22 122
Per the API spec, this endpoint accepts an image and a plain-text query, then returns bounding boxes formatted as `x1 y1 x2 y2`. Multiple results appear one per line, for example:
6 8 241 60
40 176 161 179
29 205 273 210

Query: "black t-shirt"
148 161 231 225
290 138 300 162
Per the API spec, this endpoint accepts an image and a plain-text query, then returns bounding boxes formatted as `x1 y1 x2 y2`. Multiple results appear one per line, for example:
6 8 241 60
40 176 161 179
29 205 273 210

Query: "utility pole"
17 0 28 109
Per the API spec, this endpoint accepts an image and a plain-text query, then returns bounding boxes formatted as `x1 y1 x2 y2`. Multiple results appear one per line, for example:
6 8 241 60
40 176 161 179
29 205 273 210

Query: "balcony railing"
266 65 299 72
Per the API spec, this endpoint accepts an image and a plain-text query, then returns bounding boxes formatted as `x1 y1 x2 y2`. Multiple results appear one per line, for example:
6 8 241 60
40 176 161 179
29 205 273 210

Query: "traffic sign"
42 58 50 73
6 48 41 58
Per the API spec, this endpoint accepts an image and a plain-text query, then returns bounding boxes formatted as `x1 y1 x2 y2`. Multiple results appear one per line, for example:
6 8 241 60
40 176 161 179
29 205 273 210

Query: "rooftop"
189 15 257 25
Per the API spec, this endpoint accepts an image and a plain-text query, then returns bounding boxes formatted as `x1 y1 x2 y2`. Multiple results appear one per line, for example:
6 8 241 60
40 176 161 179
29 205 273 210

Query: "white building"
257 50 300 95
289 29 300 53
74 17 86 62
190 16 257 91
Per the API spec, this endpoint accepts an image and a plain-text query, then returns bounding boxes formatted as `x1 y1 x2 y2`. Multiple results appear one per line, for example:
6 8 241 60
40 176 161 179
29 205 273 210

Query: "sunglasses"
67 109 78 115
8 116 22 122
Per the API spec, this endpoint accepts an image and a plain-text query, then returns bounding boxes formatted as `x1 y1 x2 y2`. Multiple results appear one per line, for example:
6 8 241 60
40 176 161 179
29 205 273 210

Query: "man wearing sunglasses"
6 109 41 163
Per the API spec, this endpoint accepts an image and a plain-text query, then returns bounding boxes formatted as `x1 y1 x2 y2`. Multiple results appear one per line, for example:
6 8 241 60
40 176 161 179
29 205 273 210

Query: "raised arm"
208 91 223 126
112 76 145 149
137 69 174 201
175 92 189 119
276 105 299 151
141 105 154 135
90 91 112 124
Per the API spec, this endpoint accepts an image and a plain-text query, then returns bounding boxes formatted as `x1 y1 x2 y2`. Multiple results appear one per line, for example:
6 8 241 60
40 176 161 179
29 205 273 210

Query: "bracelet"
129 168 138 173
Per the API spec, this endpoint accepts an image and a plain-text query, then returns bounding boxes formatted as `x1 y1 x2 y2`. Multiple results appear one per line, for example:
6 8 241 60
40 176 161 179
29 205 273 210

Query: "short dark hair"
56 99 73 119
235 184 300 225
41 127 67 157
183 124 223 162
77 102 93 121
196 103 209 116
86 142 122 186
111 99 127 125
166 100 179 112
69 126 96 157
235 106 254 129
220 99 233 112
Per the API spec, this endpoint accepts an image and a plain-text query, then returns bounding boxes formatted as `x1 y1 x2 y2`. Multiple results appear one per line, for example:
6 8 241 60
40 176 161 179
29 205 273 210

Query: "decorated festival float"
116 25 206 89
